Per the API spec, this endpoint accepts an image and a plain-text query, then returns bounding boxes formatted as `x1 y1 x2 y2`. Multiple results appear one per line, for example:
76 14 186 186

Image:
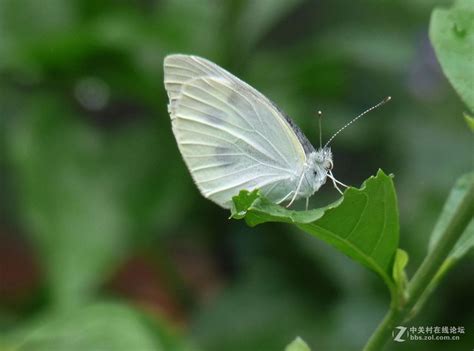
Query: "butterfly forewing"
164 55 307 208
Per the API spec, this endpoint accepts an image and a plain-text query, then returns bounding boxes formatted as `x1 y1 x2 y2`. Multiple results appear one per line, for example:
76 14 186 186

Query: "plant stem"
406 181 472 305
363 307 400 350
363 180 473 351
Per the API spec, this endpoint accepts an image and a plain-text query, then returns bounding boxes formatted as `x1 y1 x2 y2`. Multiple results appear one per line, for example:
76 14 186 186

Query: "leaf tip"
463 112 474 133
230 189 261 219
376 168 393 178
285 337 311 351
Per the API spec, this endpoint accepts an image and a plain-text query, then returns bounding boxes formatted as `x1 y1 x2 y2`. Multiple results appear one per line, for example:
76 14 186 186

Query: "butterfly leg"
277 190 294 205
329 171 349 188
327 172 344 195
305 197 309 211
332 180 344 195
286 173 305 208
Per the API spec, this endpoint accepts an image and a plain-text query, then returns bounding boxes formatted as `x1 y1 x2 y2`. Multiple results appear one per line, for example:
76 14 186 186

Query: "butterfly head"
303 147 333 195
314 147 333 172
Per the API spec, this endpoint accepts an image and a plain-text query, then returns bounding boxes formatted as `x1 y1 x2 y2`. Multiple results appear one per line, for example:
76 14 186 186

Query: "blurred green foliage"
430 0 474 113
5 303 193 351
429 173 474 262
0 0 472 350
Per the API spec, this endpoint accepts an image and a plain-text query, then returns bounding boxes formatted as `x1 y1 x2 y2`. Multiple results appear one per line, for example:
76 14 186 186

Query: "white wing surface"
164 55 307 208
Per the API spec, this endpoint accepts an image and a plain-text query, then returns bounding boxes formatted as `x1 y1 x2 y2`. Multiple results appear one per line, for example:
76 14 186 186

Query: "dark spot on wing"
203 111 226 125
214 146 234 162
200 101 227 125
227 90 240 106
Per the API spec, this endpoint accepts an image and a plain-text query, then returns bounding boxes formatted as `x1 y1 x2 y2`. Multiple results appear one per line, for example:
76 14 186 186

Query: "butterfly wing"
164 55 307 208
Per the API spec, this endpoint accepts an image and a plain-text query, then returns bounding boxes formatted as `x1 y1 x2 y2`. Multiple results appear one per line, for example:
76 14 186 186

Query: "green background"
0 0 472 350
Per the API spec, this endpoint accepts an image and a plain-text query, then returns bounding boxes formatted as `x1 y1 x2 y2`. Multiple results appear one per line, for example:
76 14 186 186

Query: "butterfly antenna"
317 110 323 149
323 96 391 148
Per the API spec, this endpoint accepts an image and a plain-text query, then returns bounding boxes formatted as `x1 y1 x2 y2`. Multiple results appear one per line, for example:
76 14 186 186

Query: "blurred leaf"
0 0 78 74
429 173 474 262
285 337 311 351
154 0 220 55
6 99 125 308
5 303 193 351
450 221 474 260
411 174 473 318
238 0 304 49
430 0 474 113
191 263 326 351
320 26 413 73
464 113 474 132
0 0 76 39
4 96 179 308
231 169 400 293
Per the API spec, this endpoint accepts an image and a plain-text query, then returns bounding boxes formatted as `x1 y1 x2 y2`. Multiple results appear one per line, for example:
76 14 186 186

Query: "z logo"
392 326 408 342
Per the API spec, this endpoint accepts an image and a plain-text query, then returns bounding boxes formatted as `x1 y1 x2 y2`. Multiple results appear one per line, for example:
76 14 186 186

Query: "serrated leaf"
464 113 474 132
430 0 474 113
231 169 400 292
429 173 474 261
231 189 261 219
285 337 311 351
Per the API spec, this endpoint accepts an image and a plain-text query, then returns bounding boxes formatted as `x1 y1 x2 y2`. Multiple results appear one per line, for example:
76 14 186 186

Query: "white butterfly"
163 54 388 209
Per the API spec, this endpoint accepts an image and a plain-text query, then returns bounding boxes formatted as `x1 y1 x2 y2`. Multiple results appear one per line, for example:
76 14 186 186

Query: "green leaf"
464 112 474 132
285 337 311 351
430 0 474 113
429 173 474 262
231 169 400 293
231 189 261 219
4 303 194 351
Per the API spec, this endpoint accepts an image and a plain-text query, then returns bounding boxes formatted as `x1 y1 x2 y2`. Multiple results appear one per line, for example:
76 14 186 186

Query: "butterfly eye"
323 159 333 170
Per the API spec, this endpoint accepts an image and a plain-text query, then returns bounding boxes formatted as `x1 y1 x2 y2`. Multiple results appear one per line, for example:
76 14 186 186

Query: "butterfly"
163 54 389 209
